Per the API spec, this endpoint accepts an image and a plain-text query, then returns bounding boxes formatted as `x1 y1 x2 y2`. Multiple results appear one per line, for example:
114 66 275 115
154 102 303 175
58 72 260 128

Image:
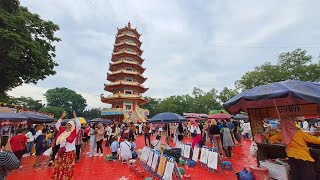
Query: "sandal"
33 163 40 167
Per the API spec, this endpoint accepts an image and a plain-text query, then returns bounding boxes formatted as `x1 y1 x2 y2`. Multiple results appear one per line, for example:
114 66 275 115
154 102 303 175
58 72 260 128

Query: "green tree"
40 106 65 119
0 0 61 98
81 108 101 120
218 87 239 103
7 96 44 110
140 97 161 117
236 49 320 91
44 87 87 116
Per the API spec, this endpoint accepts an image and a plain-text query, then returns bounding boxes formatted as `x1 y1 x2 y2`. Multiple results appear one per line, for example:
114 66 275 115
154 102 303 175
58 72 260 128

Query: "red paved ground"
7 135 256 180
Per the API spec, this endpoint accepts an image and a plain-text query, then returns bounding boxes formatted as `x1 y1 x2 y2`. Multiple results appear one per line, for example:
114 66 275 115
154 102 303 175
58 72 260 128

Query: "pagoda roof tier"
117 22 141 38
112 50 144 65
109 60 146 74
116 35 142 47
104 81 149 93
114 42 143 56
107 70 147 84
100 93 149 105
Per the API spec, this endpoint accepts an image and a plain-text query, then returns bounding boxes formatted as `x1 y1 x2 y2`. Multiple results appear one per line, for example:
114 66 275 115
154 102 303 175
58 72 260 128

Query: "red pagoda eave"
101 95 149 105
115 35 142 47
107 75 147 84
114 42 143 55
111 51 144 64
109 61 146 74
117 26 141 38
104 83 149 93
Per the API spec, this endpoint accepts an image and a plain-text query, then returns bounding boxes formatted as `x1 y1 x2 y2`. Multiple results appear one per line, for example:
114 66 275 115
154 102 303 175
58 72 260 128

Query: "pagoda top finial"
128 20 131 28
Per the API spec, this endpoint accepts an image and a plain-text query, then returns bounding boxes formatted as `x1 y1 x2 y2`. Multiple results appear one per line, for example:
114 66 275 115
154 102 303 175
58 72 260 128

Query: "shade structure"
0 112 28 126
234 114 248 119
148 112 187 123
223 80 320 114
91 118 113 124
17 111 55 123
208 113 231 119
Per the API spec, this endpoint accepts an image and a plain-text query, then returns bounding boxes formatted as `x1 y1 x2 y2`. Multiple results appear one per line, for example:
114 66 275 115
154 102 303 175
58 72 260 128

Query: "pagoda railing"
107 81 145 87
112 50 138 56
103 93 145 99
116 33 137 38
108 70 142 76
111 60 140 66
114 41 137 47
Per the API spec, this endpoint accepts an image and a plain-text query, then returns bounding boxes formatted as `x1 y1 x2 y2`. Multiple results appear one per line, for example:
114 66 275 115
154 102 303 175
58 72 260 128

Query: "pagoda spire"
128 20 131 28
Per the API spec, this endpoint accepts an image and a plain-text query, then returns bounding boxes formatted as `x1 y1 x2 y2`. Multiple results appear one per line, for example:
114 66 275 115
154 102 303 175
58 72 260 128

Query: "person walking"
143 123 151 146
25 127 36 156
190 119 202 149
33 129 47 167
95 123 105 156
220 124 235 158
89 124 97 157
10 128 27 166
105 124 112 147
75 126 83 162
51 111 81 180
209 119 224 155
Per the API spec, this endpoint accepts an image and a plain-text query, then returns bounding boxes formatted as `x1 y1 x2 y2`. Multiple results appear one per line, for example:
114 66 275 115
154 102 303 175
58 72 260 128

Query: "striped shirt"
0 151 20 180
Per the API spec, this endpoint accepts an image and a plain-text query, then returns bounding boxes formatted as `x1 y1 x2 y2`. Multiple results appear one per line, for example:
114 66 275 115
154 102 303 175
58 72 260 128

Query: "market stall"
223 80 320 180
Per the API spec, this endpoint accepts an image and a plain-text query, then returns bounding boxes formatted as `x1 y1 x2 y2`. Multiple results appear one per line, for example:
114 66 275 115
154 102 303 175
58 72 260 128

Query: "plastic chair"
222 161 232 171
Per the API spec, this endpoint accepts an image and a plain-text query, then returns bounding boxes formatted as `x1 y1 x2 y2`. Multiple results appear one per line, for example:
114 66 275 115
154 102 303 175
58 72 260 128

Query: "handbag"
57 142 67 157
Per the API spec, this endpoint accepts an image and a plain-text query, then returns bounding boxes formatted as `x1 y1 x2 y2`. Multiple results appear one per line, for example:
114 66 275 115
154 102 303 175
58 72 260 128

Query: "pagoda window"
126 68 133 71
124 90 133 95
128 39 133 43
126 57 133 61
126 48 132 52
125 77 133 82
127 31 133 35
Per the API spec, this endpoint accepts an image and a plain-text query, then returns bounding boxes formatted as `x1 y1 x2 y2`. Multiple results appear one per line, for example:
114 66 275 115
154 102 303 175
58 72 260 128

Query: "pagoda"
101 21 149 123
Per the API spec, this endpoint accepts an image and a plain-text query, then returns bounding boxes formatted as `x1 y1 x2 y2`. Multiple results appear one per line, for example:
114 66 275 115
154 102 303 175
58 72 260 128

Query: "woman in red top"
10 128 27 165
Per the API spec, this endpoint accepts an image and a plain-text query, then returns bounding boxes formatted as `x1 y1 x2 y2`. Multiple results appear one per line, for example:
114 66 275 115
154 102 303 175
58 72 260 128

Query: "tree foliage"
0 0 61 97
81 108 101 120
7 96 44 110
218 87 238 103
141 87 223 117
40 106 65 119
44 87 87 116
235 49 320 91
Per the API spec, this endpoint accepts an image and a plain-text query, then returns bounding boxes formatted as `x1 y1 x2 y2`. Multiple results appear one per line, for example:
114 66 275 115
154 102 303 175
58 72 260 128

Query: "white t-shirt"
190 125 201 135
151 140 161 152
25 132 34 142
106 126 112 136
120 140 132 159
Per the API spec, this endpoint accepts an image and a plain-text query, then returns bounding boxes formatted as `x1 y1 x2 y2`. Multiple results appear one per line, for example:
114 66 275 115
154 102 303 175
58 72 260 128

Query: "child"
33 129 47 167
110 138 119 160
130 139 137 159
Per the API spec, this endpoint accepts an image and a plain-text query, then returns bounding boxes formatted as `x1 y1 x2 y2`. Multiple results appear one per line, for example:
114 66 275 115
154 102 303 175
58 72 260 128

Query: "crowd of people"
0 112 252 180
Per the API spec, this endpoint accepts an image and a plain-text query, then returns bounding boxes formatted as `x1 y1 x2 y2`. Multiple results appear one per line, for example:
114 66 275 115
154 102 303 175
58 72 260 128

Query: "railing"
108 70 140 76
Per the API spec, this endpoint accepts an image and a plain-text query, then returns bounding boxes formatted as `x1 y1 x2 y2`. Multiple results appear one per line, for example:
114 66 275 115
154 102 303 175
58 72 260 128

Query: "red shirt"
10 134 27 152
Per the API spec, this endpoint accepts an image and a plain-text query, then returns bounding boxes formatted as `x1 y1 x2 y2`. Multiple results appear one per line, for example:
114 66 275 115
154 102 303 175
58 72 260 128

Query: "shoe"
22 154 29 157
75 159 79 163
93 154 98 157
99 153 103 157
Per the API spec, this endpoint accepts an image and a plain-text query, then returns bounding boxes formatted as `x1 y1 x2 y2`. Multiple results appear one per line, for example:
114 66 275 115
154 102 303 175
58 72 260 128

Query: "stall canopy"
148 112 187 123
234 114 248 119
18 111 55 124
223 80 320 114
0 111 28 126
208 113 231 119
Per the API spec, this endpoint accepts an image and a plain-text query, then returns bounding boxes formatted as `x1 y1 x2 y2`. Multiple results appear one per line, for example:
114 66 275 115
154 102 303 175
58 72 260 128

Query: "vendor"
281 118 320 180
268 132 283 144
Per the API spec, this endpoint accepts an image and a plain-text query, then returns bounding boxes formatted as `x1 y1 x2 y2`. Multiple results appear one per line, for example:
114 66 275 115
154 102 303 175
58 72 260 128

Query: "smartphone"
0 135 9 147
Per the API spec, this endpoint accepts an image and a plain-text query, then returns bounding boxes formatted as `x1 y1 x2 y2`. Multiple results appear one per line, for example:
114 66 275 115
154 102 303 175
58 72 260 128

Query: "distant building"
101 21 149 123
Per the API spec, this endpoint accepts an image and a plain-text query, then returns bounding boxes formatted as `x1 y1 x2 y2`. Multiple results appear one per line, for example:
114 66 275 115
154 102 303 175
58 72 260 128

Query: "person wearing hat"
51 111 81 180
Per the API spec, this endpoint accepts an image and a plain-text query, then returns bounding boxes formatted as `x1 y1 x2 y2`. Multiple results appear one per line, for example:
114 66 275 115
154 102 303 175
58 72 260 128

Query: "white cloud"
10 0 320 108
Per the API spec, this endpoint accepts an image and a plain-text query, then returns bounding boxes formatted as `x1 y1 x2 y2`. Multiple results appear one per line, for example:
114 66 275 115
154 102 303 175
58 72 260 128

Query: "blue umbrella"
234 114 248 119
148 112 187 123
91 118 113 124
17 111 55 123
223 80 320 114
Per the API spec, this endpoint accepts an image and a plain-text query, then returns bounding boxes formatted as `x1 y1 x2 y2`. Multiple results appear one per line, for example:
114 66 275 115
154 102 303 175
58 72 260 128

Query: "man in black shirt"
231 117 241 145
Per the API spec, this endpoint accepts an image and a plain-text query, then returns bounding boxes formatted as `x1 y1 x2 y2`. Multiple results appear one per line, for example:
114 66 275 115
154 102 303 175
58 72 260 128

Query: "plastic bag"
249 141 258 157
43 147 53 156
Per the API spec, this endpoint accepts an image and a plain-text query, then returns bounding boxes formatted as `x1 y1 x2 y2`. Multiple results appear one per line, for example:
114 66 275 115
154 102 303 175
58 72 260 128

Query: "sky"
9 0 320 109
